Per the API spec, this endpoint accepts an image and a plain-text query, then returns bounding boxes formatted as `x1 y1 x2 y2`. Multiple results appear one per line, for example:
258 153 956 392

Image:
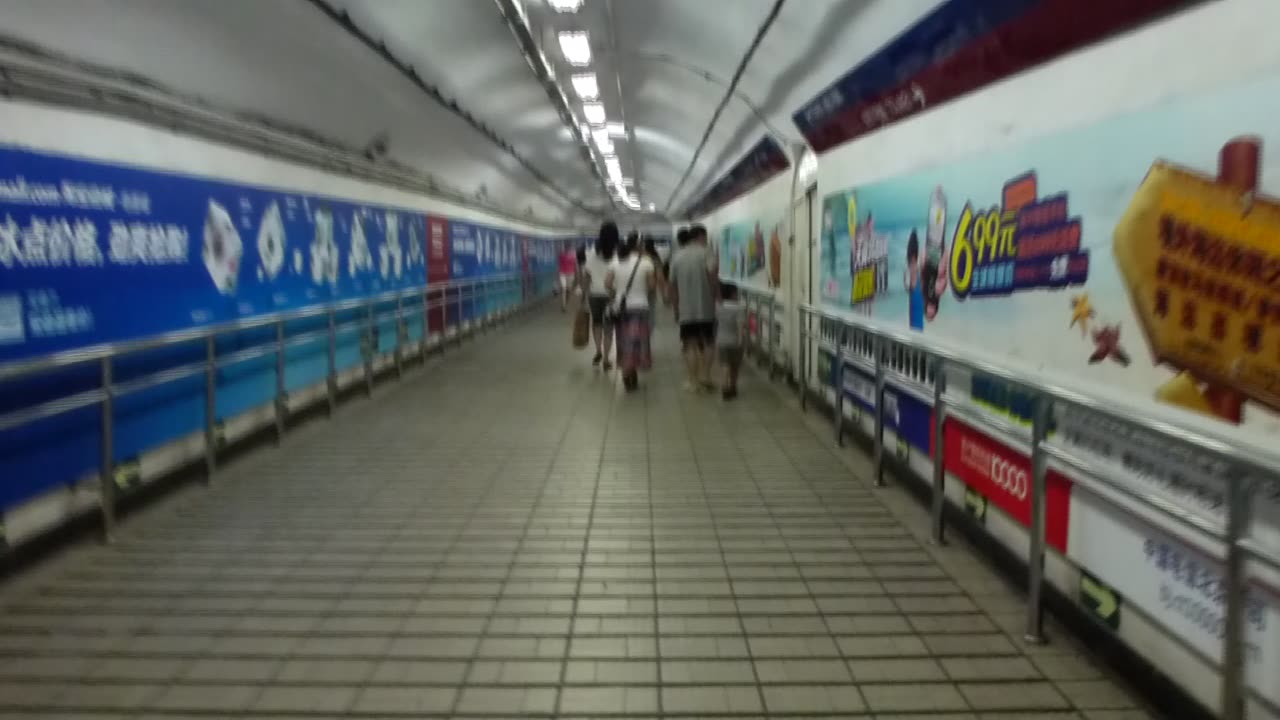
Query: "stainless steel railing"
793 302 1280 720
0 271 556 543
735 285 784 380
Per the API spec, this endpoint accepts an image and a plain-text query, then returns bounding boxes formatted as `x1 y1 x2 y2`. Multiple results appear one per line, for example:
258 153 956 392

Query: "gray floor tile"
0 311 1158 720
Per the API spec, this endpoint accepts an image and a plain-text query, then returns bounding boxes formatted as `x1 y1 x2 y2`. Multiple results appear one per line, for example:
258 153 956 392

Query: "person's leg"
589 298 604 364
680 325 699 390
699 324 717 390
602 318 614 371
722 350 740 400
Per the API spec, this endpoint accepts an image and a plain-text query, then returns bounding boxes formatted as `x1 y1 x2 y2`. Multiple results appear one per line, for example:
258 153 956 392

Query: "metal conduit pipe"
493 0 616 215
0 38 568 228
306 0 603 217
663 0 787 212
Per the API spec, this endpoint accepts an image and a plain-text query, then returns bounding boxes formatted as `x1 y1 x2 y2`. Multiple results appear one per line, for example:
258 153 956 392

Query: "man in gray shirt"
668 225 718 391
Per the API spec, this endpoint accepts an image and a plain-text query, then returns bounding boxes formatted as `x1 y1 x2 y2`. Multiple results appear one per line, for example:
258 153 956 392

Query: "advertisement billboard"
816 63 1280 705
817 69 1280 443
0 145 430 363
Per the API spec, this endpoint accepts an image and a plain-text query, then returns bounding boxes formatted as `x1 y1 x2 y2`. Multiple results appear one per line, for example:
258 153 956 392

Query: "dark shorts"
679 321 715 346
588 296 612 328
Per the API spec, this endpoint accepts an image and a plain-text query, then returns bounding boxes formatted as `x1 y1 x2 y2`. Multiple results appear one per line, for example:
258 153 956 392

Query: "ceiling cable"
306 0 601 216
663 0 786 213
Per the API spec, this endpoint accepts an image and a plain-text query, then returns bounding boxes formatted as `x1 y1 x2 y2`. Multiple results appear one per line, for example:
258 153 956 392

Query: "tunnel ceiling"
0 0 943 225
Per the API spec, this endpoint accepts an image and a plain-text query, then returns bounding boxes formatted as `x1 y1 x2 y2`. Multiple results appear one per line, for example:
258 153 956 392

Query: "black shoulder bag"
610 257 643 322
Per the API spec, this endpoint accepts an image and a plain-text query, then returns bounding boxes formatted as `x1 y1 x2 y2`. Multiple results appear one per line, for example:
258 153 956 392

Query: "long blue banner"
0 145 558 516
0 145 570 364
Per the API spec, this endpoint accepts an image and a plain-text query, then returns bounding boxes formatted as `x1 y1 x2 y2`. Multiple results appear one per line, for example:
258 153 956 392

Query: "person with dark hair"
584 222 619 369
668 224 717 392
716 282 746 400
606 232 657 392
641 236 668 309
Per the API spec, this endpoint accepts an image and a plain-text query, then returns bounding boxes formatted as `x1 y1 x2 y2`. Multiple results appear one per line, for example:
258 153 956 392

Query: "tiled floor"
0 308 1160 718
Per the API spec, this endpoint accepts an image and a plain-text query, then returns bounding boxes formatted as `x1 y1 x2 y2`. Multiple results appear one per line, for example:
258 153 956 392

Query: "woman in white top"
605 234 657 392
583 223 619 370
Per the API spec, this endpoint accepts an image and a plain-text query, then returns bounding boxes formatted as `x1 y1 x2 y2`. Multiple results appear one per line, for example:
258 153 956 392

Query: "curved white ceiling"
0 0 944 224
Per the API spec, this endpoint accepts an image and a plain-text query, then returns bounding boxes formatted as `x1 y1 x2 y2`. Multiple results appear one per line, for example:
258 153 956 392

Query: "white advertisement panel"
1069 488 1280 707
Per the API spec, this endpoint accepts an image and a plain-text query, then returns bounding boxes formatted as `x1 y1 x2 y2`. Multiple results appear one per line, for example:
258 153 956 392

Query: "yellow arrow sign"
1113 160 1280 414
964 487 987 522
1080 571 1121 629
112 460 141 489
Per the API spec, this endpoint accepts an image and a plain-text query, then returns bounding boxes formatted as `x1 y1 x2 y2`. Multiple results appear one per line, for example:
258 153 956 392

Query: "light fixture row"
550 1 645 211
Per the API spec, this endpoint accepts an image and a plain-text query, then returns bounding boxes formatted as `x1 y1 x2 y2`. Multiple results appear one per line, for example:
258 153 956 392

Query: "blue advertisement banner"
0 145 432 363
832 359 933 454
0 145 560 516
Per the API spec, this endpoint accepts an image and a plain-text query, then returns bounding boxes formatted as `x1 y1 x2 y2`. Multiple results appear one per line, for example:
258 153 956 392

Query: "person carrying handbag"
605 235 656 392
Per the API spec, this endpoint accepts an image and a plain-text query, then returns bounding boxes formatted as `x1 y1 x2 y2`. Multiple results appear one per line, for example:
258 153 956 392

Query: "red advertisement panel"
426 215 450 333
943 418 1072 552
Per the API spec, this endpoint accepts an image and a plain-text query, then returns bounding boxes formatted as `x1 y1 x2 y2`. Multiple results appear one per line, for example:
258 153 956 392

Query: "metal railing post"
873 335 886 487
833 325 846 447
394 295 404 378
472 280 481 331
455 284 465 345
326 308 337 414
364 301 375 394
798 311 808 411
768 295 778 380
1220 472 1253 720
930 359 947 544
204 335 217 481
274 319 286 443
421 289 430 359
99 356 116 544
1025 394 1052 644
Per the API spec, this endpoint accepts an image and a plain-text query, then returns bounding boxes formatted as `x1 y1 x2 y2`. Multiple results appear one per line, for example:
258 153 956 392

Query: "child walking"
715 283 746 400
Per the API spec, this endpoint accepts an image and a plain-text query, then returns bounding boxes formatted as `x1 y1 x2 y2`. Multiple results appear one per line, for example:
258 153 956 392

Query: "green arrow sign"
964 486 987 523
896 437 909 462
1080 570 1121 630
113 459 141 490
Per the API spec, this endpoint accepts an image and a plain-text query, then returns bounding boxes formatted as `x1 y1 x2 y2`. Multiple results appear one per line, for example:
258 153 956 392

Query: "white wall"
0 99 572 237
697 2 1280 717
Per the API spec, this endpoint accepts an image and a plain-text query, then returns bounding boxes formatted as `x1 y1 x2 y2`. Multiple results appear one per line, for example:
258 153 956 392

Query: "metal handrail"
793 302 1278 720
0 274 526 383
1 270 556 551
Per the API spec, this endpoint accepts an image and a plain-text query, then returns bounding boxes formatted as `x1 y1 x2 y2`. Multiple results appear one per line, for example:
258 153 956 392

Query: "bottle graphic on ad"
202 200 243 295
923 186 947 320
256 201 286 282
310 207 339 286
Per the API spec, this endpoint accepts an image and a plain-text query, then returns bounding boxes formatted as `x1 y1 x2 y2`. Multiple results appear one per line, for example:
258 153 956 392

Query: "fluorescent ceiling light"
548 0 583 11
582 102 606 124
595 137 614 154
558 31 591 66
605 122 627 137
571 74 599 100
591 127 614 153
647 203 657 211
